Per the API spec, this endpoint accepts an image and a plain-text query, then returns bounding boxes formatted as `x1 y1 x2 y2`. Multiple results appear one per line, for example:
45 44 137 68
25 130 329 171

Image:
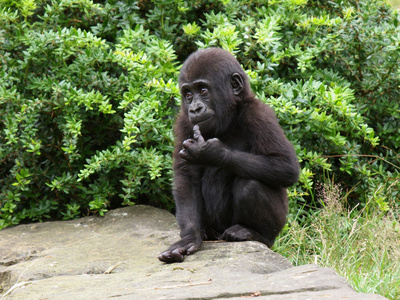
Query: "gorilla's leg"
221 178 288 247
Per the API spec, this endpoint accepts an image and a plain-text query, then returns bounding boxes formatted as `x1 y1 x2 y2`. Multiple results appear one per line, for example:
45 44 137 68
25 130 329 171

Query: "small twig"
1 282 32 299
104 262 122 274
108 280 213 298
1 261 36 299
315 154 400 170
154 280 212 290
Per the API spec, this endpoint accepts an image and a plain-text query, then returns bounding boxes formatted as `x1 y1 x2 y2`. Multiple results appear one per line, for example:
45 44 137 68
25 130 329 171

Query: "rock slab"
0 205 387 299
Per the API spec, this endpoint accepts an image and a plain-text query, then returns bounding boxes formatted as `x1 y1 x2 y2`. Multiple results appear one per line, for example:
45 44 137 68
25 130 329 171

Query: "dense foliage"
1 0 399 228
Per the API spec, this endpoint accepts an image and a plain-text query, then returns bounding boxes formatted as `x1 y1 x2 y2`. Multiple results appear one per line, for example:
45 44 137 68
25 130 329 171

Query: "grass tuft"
274 181 400 299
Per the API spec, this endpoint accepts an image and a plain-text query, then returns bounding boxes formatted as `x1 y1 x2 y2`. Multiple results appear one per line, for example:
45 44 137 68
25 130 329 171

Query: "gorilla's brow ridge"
181 79 212 89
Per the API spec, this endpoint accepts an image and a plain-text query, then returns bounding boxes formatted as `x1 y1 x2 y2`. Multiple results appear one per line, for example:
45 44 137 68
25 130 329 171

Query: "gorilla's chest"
200 166 235 216
201 167 234 196
199 166 235 229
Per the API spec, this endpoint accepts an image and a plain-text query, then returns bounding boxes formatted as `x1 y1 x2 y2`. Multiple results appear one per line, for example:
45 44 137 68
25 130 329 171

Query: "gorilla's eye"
199 87 208 95
185 91 193 102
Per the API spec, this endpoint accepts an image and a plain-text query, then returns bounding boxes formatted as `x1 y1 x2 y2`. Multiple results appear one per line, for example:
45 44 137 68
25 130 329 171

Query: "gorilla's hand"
179 125 227 165
158 235 202 263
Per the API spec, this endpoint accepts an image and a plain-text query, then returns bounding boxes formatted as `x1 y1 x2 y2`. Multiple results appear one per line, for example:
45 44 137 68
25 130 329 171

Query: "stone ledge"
0 205 387 300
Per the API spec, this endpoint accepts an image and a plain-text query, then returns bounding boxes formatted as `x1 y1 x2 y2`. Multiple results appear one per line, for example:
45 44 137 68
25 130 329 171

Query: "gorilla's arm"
158 168 203 263
225 150 299 187
180 125 299 187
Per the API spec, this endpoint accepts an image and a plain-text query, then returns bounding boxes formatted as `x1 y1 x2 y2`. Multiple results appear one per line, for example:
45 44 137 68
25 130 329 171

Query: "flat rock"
0 205 387 299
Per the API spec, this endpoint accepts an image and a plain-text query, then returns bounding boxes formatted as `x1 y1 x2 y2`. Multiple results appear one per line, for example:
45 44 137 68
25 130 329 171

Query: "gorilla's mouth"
191 114 214 125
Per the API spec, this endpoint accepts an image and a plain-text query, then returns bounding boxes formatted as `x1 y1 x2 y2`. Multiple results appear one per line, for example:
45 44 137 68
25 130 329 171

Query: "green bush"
1 0 399 229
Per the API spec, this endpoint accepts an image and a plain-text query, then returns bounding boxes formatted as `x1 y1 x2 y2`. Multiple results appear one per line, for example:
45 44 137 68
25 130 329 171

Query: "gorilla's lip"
194 118 210 125
191 114 214 125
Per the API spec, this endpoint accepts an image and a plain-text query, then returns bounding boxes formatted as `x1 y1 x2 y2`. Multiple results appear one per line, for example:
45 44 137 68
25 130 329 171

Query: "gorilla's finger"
193 125 205 143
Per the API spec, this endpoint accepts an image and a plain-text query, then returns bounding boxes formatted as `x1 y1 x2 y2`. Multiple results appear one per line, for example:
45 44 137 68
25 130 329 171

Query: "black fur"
158 48 299 263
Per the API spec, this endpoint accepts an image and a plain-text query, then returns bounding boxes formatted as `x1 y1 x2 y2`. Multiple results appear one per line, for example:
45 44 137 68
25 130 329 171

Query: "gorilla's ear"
231 73 244 96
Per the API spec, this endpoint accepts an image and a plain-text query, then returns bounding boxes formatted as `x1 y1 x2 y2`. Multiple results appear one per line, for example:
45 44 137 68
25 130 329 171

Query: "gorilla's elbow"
282 163 300 187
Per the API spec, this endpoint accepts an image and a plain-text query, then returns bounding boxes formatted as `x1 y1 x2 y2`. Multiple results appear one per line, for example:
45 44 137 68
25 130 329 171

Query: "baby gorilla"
159 48 299 263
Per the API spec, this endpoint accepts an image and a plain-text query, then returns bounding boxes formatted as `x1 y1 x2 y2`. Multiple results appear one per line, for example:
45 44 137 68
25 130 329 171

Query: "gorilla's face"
180 73 244 138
